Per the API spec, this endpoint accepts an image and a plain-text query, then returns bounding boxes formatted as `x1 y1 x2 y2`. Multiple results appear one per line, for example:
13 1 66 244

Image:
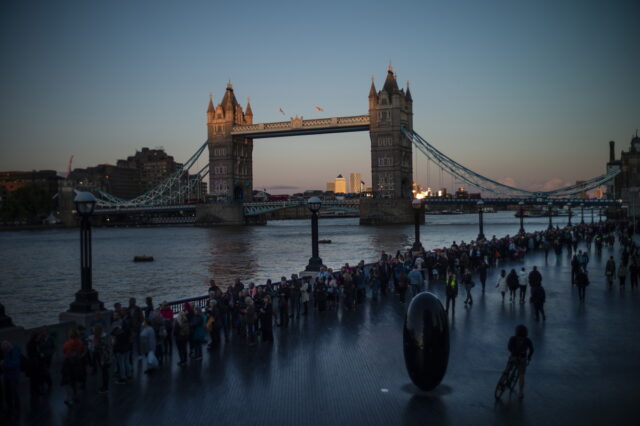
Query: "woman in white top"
495 269 508 302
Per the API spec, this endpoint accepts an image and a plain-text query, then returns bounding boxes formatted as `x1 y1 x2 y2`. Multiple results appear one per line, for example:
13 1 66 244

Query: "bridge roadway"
12 239 640 426
94 197 619 217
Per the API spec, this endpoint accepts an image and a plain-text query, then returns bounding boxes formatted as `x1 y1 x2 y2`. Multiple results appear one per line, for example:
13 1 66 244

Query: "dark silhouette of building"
69 164 140 200
117 147 181 192
608 132 640 217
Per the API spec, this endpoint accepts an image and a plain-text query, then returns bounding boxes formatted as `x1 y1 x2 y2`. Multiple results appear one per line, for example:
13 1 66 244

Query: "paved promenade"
11 241 640 426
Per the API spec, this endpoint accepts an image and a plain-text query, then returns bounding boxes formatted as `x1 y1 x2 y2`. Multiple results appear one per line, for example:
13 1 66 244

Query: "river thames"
0 211 573 328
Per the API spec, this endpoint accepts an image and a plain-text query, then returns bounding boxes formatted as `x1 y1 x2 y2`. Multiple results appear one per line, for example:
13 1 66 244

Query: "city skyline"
1 0 638 195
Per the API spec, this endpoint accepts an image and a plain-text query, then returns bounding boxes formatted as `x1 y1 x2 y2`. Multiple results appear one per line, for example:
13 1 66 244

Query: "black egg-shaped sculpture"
403 292 449 391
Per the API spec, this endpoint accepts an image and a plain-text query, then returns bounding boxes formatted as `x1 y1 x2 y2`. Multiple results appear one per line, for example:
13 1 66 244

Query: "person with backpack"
530 284 546 321
576 267 590 302
507 324 534 399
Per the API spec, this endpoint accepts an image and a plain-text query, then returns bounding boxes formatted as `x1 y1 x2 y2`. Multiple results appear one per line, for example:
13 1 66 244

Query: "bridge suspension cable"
96 141 209 208
403 127 619 198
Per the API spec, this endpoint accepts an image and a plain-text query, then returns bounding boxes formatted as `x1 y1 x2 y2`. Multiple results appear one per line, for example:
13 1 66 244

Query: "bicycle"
494 357 523 400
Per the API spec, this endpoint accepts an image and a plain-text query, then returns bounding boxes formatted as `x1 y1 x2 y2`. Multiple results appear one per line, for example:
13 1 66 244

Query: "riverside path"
9 240 640 426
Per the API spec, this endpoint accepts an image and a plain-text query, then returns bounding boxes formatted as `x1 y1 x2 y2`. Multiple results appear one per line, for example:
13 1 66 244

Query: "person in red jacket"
61 329 85 406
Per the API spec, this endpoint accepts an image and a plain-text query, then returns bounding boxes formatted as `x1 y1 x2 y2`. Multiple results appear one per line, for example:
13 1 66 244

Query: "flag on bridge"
314 106 324 112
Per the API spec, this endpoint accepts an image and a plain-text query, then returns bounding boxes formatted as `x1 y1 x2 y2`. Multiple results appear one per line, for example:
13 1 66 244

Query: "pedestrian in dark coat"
530 285 546 321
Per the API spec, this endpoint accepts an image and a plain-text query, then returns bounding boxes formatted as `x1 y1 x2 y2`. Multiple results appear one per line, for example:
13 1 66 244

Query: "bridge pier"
195 203 265 226
359 198 421 225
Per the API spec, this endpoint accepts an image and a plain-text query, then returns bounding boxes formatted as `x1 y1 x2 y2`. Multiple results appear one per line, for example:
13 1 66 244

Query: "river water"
0 211 575 328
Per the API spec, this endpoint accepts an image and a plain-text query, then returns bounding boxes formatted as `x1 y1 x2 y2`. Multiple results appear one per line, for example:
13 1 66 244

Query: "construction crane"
66 155 74 178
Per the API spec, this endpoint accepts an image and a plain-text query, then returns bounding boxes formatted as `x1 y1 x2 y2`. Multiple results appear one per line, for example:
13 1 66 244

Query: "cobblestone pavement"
9 241 640 426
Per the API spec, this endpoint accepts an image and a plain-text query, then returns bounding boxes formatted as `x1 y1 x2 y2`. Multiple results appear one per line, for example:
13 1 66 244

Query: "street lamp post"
580 203 585 224
567 204 572 226
591 207 594 224
412 198 423 251
547 202 553 230
477 200 485 241
68 191 104 313
518 201 525 234
305 197 325 272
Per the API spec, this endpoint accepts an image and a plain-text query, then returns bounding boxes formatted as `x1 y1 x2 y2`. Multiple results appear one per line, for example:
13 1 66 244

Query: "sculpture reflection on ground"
403 292 450 391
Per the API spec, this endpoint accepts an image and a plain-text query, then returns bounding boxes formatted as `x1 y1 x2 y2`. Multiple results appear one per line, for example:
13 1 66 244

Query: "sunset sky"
1 0 638 194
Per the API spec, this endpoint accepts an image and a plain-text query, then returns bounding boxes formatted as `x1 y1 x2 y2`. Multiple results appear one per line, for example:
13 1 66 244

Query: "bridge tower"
361 66 416 224
206 83 254 203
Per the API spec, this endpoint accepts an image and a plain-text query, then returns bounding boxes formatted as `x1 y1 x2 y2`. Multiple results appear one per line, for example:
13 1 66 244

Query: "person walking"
528 266 542 289
618 262 627 289
462 268 474 305
495 269 508 302
530 284 546 321
575 267 590 302
445 271 458 314
506 269 519 303
604 256 616 288
478 260 488 293
518 267 528 304
629 260 638 290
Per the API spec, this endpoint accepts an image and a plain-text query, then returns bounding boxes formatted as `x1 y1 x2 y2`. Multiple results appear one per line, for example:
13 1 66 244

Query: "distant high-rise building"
349 172 362 193
334 174 347 194
326 181 336 192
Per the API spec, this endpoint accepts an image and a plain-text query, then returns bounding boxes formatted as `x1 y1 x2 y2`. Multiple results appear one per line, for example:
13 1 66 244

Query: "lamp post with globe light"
518 201 525 234
68 191 104 313
547 202 553 230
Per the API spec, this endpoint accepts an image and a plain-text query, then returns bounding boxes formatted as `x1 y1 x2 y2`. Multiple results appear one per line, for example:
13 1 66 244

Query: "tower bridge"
92 66 621 225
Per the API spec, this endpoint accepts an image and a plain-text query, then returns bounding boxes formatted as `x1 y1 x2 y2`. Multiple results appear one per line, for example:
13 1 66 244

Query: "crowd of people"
1 220 638 415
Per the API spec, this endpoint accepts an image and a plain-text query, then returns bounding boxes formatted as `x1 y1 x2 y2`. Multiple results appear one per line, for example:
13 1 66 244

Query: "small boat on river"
318 240 332 244
133 255 154 262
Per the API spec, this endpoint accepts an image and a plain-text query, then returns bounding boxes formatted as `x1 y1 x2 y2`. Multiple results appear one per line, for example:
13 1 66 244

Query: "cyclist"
507 324 534 399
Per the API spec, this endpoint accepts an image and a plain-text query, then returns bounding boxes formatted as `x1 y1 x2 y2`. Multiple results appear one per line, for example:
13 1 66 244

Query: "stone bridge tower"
361 66 416 224
206 83 254 202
